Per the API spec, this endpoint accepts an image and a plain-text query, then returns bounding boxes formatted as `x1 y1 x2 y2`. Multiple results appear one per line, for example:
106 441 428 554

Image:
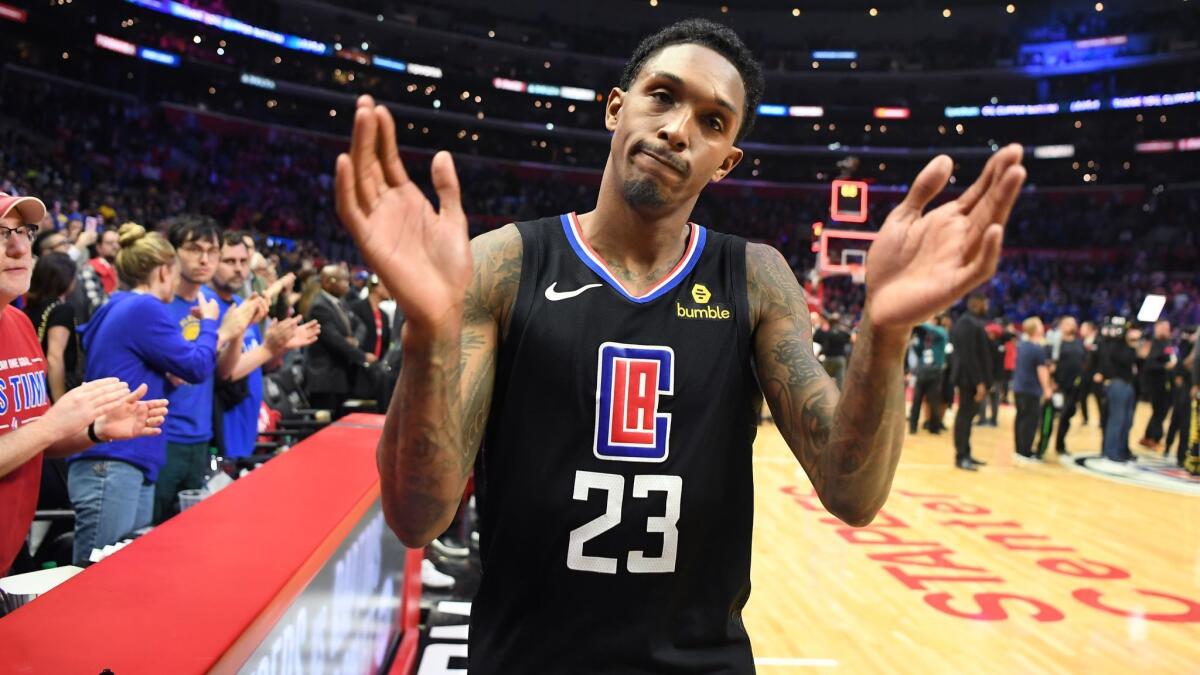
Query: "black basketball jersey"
469 213 762 674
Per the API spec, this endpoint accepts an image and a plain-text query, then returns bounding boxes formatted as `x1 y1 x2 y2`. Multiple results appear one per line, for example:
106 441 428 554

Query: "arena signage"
0 2 27 23
240 503 408 675
946 89 1200 118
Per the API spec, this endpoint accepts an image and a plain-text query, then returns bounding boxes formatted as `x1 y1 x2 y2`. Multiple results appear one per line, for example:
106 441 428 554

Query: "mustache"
634 141 689 176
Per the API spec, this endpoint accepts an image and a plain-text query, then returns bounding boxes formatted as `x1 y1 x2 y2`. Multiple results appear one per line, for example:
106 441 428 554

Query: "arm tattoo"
749 243 909 526
748 243 839 492
459 226 522 456
379 224 520 543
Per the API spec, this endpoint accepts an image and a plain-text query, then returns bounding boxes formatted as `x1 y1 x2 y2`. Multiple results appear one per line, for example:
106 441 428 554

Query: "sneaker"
421 559 456 589
430 537 470 559
1095 457 1133 474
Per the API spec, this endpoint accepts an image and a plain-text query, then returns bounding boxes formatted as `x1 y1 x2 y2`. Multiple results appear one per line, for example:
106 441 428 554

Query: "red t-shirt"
89 257 117 294
0 305 52 573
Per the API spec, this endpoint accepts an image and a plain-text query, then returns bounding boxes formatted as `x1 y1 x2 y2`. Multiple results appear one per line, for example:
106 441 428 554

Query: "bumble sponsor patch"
677 284 731 320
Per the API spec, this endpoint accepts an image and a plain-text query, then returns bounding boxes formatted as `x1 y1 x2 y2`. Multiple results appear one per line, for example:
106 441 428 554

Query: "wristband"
88 420 106 444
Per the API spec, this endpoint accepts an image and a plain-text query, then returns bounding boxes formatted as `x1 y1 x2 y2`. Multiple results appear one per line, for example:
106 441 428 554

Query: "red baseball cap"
0 192 48 225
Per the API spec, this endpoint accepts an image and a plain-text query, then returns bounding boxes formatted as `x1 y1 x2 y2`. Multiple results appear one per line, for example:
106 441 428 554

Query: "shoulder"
309 296 333 315
745 242 804 325
3 305 36 333
49 302 75 325
165 296 192 316
470 223 522 263
468 224 523 326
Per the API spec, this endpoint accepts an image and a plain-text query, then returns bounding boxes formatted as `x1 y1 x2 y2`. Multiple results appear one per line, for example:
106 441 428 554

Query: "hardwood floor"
745 399 1200 673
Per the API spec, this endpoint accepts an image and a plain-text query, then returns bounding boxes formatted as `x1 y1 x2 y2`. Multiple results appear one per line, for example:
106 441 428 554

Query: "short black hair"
32 229 62 256
27 251 76 305
222 230 248 249
164 214 220 249
619 18 764 143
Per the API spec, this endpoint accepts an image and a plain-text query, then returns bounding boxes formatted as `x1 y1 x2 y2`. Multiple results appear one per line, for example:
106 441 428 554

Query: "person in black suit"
349 274 394 404
304 265 375 417
949 292 993 471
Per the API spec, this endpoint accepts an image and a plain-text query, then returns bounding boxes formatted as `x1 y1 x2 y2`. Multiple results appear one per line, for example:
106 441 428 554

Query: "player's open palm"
336 94 471 329
865 143 1026 328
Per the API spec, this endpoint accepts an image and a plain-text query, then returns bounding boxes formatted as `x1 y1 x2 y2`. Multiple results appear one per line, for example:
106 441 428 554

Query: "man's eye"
651 91 672 104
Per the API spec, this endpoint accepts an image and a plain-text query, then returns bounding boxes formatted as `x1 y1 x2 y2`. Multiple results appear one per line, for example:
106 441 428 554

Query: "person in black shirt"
1164 328 1195 465
22 252 80 402
814 313 852 390
349 274 394 405
1052 317 1086 455
949 293 993 470
975 320 1006 427
1138 320 1174 453
1077 321 1101 426
1100 327 1140 463
22 251 84 518
305 265 376 418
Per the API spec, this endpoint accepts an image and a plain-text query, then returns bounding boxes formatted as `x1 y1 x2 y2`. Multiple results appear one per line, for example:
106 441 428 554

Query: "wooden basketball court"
746 399 1200 673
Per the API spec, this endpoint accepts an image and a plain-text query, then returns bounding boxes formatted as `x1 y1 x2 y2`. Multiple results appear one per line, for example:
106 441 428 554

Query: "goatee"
622 178 666 208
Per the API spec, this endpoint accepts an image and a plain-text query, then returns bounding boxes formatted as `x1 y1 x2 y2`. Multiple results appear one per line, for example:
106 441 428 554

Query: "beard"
621 177 667 209
214 276 244 295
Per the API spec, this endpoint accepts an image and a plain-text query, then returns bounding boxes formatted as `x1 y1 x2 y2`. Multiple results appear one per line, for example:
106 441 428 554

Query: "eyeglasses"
0 223 39 244
178 244 219 260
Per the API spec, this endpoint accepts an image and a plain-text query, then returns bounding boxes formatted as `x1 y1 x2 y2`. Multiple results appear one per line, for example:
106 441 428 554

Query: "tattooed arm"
749 147 1026 526
378 225 522 546
749 244 909 526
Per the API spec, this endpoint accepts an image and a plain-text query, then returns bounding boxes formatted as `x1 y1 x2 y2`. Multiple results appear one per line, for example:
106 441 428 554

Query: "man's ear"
605 87 625 132
710 146 744 183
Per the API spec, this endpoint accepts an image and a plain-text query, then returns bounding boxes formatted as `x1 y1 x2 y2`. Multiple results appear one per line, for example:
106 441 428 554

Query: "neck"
368 294 381 309
213 285 235 302
177 278 202 301
576 161 698 291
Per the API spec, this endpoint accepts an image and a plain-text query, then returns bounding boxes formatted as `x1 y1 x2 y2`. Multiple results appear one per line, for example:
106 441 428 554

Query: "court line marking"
754 657 839 667
1058 453 1200 496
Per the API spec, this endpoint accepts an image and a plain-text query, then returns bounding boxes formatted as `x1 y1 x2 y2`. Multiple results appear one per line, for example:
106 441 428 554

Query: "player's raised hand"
864 143 1026 329
335 94 472 330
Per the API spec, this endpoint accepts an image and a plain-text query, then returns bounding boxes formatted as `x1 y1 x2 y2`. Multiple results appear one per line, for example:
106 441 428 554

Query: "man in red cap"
0 192 169 576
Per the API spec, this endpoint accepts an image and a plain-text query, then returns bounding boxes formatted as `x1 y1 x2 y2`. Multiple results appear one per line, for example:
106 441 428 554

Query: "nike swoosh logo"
545 282 602 301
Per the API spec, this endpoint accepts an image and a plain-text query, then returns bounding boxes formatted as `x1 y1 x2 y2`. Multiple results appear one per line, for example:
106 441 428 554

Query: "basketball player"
335 19 1026 673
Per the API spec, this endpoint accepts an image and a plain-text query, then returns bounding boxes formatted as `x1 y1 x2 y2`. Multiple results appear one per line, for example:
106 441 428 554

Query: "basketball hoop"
849 265 866 285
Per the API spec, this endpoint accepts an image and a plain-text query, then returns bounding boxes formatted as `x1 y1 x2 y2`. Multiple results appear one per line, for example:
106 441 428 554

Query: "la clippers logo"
593 342 674 462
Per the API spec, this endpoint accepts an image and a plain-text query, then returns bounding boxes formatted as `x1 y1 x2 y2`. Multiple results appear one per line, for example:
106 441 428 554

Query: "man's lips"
637 148 685 175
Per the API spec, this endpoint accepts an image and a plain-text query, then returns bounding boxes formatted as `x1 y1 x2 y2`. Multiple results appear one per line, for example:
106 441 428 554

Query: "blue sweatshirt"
71 291 218 482
214 292 264 458
164 288 226 444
